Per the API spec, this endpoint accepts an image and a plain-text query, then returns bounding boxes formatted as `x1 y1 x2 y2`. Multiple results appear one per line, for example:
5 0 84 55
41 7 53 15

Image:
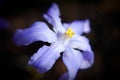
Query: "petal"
83 19 91 33
62 47 82 80
28 41 65 73
80 51 94 69
70 34 94 69
63 19 91 35
43 3 65 33
70 34 91 51
13 21 57 46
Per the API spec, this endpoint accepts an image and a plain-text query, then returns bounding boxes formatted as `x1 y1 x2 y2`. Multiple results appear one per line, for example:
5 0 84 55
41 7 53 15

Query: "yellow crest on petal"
65 27 75 38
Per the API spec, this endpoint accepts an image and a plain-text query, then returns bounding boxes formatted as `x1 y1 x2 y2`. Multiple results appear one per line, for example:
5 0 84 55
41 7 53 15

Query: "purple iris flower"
13 3 94 80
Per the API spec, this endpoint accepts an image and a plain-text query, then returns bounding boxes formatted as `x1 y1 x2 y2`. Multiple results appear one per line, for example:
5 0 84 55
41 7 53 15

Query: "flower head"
13 3 94 80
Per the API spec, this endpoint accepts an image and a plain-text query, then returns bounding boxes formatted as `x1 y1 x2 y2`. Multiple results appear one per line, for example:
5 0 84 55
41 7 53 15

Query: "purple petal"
63 19 91 35
79 51 94 69
62 47 82 80
13 21 57 46
70 34 94 69
28 41 65 73
43 3 65 33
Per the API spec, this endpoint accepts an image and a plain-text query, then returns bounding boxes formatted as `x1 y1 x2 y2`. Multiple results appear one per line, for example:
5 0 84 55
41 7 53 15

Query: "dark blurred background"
0 0 120 80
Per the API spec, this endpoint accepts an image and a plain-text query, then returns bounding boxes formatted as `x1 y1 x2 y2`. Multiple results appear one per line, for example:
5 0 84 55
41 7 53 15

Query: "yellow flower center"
65 27 75 38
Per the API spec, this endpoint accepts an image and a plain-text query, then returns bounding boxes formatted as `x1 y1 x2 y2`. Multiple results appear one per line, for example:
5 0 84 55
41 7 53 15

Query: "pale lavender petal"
28 41 65 73
43 3 65 33
70 34 94 69
83 19 91 33
63 19 91 35
70 34 91 51
62 47 82 80
13 21 57 46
